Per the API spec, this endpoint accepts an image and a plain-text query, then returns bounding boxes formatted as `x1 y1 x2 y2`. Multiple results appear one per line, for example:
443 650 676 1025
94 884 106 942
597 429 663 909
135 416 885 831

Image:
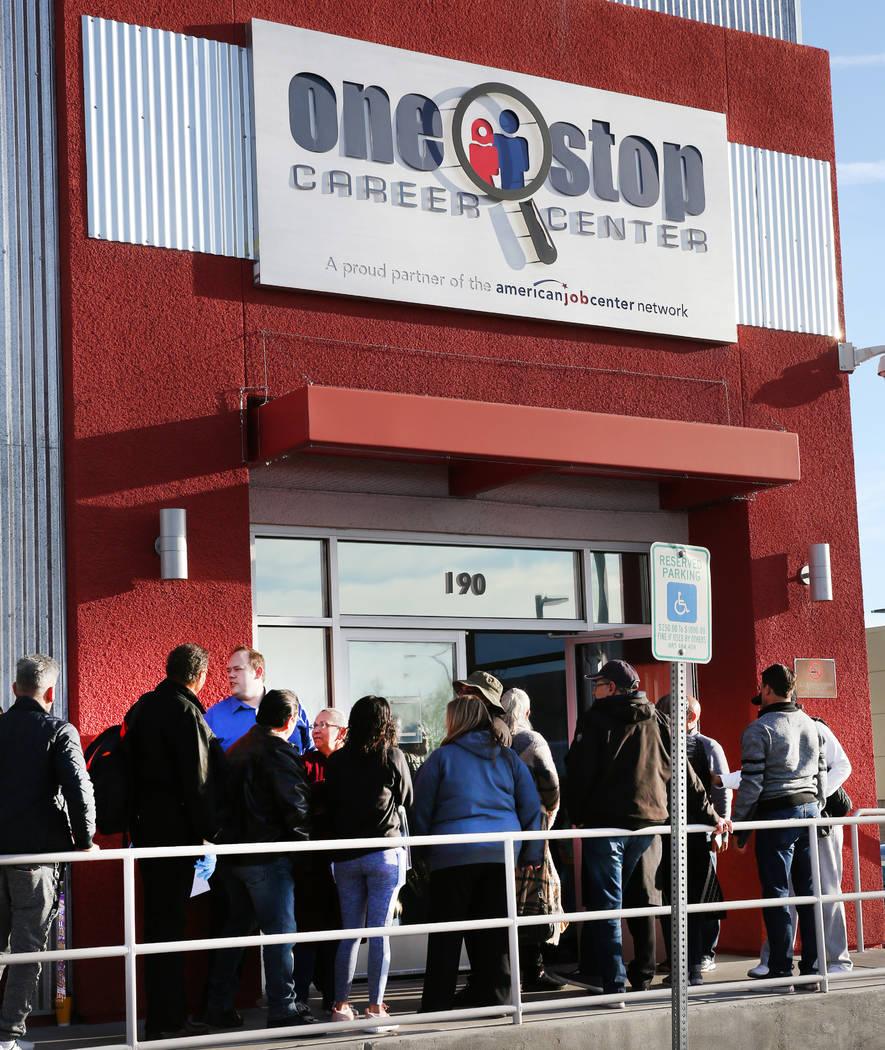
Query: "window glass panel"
257 626 329 724
338 542 580 619
345 640 456 752
589 551 650 624
254 538 326 616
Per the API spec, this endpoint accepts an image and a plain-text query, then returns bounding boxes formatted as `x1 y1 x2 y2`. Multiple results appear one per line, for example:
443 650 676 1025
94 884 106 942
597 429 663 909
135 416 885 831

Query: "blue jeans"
332 848 406 1004
208 856 298 1022
754 803 819 977
582 834 653 993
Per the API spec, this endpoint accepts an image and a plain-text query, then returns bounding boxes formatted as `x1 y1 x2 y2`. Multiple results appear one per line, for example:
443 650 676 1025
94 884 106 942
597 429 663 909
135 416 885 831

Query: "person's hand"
79 843 101 852
714 817 732 837
711 773 723 787
195 854 217 880
710 832 728 854
517 864 540 873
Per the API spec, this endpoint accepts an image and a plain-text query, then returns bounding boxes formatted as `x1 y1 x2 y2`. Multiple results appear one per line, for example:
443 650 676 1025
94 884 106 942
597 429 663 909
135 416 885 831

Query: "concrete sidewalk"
25 950 885 1050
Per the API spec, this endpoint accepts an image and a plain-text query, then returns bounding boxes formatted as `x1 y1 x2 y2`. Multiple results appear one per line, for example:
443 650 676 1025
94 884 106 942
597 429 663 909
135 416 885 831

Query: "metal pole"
123 853 139 1049
670 660 688 1050
808 822 828 993
851 822 865 952
504 840 522 1024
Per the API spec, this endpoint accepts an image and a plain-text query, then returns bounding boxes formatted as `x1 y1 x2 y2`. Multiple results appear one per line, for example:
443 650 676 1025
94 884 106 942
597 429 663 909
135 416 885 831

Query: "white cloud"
837 160 885 185
831 53 885 67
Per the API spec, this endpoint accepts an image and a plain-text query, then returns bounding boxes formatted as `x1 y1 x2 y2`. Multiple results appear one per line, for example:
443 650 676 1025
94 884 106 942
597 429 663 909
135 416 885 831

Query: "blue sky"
801 1 885 626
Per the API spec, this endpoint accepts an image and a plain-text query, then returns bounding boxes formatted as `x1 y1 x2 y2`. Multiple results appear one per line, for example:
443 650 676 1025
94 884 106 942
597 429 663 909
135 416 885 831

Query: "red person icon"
469 118 500 185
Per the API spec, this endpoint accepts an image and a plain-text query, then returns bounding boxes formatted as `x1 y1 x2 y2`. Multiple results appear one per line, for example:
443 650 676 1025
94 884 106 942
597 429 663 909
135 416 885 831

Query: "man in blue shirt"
204 647 312 754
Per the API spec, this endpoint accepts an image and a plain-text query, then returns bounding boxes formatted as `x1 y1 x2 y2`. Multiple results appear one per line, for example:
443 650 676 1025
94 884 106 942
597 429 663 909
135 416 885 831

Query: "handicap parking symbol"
667 582 697 623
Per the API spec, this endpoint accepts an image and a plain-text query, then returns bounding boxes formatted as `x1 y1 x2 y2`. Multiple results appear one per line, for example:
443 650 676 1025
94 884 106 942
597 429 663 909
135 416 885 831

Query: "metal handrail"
0 813 882 1048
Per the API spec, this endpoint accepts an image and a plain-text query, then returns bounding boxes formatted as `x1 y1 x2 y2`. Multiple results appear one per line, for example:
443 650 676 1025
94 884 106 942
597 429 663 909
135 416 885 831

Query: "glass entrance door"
338 630 466 751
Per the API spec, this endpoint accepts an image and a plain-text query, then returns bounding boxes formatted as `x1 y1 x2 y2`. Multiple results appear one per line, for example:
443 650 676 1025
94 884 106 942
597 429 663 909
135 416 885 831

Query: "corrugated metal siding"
82 16 256 257
0 0 68 717
1 0 68 1013
731 143 839 337
609 0 800 41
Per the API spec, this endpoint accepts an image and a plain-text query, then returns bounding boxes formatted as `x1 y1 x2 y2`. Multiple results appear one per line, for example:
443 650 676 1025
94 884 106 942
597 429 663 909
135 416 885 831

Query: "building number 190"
445 571 487 595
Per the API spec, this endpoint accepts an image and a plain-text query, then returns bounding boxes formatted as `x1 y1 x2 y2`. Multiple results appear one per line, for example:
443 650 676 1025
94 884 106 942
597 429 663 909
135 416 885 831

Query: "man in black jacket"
565 660 728 1003
207 689 313 1030
0 654 98 1050
125 643 221 1041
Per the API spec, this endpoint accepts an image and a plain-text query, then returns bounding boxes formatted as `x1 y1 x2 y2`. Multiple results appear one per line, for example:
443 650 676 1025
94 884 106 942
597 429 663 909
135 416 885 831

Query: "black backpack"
84 724 130 835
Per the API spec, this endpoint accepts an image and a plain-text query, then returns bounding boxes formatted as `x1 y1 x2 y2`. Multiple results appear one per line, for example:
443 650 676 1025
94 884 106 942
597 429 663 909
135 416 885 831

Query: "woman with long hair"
324 695 413 1032
412 693 543 1012
500 687 567 993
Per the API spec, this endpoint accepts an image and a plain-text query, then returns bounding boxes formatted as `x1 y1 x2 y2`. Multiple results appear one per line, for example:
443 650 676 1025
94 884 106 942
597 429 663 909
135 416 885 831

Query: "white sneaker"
364 1005 399 1033
700 956 717 972
747 963 769 978
0 1039 35 1050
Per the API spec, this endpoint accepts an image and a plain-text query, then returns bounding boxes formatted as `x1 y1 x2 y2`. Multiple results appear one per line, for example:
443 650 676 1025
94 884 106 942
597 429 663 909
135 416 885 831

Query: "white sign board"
651 542 711 664
251 20 737 342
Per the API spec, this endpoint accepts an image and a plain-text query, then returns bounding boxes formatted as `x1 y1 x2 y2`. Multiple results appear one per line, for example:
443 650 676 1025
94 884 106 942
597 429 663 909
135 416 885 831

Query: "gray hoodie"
732 701 827 827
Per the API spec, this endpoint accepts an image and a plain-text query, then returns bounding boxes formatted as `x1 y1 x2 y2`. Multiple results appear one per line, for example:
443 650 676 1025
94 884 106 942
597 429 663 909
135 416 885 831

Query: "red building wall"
54 0 880 1016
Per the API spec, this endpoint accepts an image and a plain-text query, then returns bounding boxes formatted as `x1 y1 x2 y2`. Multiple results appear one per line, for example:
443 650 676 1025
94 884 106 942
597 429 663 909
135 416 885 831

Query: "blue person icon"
666 582 697 623
494 109 530 190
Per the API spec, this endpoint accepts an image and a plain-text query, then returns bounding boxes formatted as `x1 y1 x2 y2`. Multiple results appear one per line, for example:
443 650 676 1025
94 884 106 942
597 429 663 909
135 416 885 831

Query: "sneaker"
747 963 769 979
522 969 567 992
0 1040 35 1050
331 1003 357 1023
700 956 716 972
655 960 670 974
364 1004 399 1033
689 972 704 986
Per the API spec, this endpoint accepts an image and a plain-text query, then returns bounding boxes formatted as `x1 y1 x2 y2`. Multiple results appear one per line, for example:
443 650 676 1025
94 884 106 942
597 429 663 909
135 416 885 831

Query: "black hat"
586 659 640 691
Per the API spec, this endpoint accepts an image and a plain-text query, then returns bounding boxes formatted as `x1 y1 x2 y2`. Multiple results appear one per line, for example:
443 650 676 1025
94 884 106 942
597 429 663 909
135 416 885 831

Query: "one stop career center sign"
250 20 737 342
651 542 712 664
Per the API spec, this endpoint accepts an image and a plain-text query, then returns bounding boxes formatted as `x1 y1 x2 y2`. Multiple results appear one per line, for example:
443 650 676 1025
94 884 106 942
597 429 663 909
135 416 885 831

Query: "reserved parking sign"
651 542 711 663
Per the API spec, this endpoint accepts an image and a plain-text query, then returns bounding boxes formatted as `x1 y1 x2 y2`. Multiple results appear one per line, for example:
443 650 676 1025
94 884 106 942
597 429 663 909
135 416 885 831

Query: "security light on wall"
798 543 832 602
155 508 188 579
837 341 885 374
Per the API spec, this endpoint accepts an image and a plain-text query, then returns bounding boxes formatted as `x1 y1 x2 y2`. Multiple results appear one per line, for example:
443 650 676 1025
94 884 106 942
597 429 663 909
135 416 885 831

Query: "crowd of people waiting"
0 645 853 1048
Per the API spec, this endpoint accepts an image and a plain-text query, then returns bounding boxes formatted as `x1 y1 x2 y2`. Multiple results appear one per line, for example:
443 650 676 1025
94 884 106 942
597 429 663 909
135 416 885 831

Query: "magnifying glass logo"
452 81 557 265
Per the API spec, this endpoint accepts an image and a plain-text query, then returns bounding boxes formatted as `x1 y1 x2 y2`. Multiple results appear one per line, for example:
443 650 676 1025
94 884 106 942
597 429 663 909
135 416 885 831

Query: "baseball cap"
453 670 505 714
585 659 640 692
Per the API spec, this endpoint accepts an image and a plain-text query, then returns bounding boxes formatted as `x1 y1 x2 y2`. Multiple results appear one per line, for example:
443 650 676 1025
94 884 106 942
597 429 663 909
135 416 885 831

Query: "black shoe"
629 982 651 992
207 1009 243 1029
147 1019 210 1041
563 969 603 992
268 1002 317 1028
522 969 567 993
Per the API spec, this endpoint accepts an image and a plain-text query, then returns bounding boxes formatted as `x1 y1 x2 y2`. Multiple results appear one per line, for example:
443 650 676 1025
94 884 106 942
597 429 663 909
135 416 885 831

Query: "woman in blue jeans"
324 695 412 1031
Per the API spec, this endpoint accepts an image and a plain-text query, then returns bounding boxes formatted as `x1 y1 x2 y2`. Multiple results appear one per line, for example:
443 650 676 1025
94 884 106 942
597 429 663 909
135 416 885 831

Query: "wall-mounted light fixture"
837 341 885 375
799 542 832 602
155 508 188 579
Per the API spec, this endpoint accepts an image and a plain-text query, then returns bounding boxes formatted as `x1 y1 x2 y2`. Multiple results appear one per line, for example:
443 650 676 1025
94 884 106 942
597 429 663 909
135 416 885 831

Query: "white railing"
1 814 883 1049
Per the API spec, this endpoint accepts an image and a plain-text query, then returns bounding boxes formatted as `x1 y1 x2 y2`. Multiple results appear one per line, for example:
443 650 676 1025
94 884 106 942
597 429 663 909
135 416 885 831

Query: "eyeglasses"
592 680 611 691
312 720 344 731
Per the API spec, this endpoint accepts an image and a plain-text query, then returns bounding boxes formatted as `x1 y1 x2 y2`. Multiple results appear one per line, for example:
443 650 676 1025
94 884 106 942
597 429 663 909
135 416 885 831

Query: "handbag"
396 804 413 871
515 862 553 944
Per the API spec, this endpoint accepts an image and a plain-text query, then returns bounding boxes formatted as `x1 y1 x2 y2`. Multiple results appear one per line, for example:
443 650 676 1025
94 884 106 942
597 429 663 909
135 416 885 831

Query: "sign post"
650 542 712 1050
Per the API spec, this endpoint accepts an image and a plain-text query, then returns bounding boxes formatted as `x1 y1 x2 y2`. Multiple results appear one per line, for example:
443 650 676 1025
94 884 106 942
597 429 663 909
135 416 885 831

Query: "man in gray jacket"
733 663 826 987
0 654 99 1050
